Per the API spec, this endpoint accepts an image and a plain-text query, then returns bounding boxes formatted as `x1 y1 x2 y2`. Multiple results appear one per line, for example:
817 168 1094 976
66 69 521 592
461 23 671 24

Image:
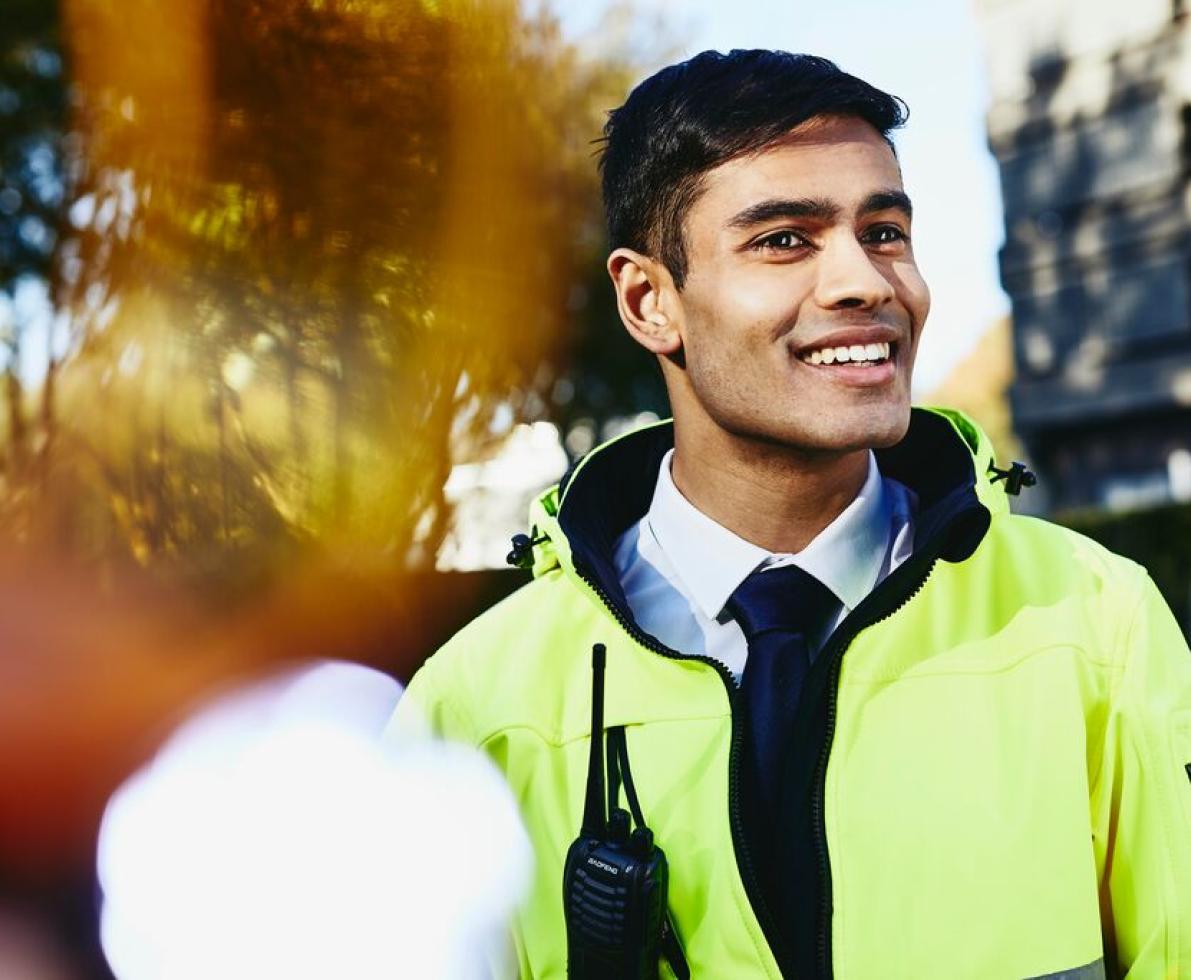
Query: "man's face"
666 114 930 455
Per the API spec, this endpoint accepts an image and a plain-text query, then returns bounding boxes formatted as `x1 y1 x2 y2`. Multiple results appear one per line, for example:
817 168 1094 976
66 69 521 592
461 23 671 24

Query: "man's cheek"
899 266 930 319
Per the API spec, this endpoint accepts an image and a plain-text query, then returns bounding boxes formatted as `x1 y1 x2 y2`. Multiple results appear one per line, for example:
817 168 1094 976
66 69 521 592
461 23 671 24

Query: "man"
391 51 1191 977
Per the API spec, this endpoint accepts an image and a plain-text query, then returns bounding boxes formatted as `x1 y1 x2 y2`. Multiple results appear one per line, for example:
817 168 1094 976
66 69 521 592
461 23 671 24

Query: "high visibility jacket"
393 407 1191 979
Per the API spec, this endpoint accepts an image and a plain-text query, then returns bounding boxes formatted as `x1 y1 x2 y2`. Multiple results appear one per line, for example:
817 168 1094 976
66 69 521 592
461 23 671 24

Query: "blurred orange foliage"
0 0 648 875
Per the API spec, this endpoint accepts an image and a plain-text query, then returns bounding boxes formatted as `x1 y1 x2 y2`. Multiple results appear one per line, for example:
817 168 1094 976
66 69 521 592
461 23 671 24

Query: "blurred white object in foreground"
97 661 532 980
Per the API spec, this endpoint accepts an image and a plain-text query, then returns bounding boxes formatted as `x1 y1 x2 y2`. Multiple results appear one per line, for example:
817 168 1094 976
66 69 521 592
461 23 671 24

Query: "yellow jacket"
395 408 1191 978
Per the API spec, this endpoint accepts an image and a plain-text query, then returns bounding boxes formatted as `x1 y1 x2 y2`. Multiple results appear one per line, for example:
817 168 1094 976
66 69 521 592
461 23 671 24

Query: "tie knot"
726 564 837 642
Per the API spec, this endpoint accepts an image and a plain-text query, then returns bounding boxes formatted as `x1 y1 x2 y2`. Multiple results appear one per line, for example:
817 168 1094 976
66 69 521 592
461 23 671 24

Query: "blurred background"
1 0 1189 975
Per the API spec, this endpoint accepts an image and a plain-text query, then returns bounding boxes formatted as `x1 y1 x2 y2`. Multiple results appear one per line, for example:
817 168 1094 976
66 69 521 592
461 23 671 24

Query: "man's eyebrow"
726 197 840 230
860 189 913 218
725 191 912 231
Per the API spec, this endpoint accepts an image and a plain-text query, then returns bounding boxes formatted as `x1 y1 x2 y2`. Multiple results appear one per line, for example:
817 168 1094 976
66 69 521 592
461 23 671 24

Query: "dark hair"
599 50 908 287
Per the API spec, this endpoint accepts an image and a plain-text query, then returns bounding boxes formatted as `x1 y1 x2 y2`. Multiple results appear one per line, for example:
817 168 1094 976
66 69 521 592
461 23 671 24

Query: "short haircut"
599 50 908 288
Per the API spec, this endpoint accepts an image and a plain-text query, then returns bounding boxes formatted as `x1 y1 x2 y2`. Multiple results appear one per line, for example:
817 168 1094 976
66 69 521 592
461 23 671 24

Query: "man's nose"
813 234 896 310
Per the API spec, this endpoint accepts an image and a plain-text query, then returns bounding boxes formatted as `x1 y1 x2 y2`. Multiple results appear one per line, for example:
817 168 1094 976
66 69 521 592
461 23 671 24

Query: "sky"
552 0 1010 394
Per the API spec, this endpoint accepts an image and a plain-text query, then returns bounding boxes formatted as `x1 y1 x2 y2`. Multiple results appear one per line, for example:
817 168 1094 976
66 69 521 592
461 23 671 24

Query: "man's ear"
606 248 682 356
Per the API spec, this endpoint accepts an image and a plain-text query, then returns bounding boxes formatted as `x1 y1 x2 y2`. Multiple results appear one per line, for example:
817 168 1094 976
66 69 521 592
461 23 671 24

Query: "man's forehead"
696 116 904 214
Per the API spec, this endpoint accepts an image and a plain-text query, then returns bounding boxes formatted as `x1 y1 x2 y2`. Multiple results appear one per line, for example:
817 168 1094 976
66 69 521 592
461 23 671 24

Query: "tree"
0 0 67 482
0 0 660 589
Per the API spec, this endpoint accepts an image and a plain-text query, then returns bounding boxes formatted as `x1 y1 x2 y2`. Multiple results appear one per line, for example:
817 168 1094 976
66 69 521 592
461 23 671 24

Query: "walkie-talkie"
563 643 689 979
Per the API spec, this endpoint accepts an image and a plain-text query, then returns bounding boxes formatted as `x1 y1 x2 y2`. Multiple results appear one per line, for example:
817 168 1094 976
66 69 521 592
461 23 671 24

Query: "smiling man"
392 51 1191 978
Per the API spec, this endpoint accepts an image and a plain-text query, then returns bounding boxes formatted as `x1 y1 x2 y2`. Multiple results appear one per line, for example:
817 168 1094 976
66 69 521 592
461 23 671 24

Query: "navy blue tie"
727 564 838 854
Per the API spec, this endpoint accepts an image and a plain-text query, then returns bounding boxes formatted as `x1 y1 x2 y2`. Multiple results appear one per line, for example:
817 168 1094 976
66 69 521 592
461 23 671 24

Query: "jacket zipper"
810 554 939 979
571 564 795 971
576 545 949 978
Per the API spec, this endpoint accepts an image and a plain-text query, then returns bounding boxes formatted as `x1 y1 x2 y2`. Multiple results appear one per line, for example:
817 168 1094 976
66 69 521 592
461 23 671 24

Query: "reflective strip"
1025 958 1106 980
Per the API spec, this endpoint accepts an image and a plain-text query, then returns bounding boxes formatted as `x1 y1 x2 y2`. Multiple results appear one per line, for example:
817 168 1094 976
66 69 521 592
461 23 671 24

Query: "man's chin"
786 406 912 455
865 418 913 450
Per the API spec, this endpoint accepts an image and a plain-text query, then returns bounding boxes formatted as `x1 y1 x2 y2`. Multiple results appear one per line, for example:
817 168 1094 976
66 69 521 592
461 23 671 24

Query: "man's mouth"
797 341 892 367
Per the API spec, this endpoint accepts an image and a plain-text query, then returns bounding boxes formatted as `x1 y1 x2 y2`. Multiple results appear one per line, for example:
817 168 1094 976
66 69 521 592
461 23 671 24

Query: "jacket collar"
528 408 1009 613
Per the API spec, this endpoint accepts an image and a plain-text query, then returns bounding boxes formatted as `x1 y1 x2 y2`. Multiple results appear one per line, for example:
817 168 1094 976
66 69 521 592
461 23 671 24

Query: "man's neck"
669 422 871 556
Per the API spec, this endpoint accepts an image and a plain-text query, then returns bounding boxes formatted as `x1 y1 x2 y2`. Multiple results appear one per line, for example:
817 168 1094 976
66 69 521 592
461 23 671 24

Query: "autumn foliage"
0 0 650 873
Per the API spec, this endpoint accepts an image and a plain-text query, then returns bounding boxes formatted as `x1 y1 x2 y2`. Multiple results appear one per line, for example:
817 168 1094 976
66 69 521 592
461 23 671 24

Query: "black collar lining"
557 409 990 616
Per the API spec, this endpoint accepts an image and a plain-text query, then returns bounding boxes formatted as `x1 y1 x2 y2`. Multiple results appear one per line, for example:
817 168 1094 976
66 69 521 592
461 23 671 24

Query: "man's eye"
753 230 807 251
864 225 909 246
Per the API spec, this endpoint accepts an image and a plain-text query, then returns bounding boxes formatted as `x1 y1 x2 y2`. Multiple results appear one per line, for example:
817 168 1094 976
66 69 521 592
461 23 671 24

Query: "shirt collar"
644 449 892 620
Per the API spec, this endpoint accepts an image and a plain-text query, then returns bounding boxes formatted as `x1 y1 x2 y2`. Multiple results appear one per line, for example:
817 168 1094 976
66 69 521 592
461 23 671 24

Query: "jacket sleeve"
1093 569 1191 977
384 647 477 746
382 651 525 980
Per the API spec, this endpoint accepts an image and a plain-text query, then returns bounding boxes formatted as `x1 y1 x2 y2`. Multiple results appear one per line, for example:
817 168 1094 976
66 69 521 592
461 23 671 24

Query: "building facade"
976 0 1191 511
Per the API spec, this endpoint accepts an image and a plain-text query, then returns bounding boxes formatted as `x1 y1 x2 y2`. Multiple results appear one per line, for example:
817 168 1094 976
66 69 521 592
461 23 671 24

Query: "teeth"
800 341 892 365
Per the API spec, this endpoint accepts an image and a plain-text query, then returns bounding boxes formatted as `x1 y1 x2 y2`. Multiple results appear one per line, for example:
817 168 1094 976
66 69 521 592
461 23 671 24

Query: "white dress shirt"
612 449 916 683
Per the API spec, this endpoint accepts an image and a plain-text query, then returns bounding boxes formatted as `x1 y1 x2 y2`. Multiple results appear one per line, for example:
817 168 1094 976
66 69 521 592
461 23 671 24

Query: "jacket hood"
523 407 1018 599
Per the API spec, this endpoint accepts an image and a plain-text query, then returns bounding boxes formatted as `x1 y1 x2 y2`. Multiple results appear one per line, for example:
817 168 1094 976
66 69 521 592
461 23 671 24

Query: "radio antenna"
580 643 607 836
